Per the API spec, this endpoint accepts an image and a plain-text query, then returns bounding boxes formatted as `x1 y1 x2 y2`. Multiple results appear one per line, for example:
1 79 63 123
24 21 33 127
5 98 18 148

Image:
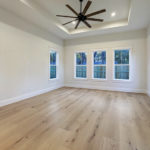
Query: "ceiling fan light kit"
56 0 106 29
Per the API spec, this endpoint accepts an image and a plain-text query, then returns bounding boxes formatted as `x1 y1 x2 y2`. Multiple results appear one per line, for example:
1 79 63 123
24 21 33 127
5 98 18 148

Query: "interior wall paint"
0 21 64 107
147 25 150 96
64 29 147 93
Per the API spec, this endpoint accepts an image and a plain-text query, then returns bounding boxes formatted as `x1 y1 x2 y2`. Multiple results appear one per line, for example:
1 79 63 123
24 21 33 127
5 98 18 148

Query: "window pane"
76 53 86 65
50 52 56 65
115 50 121 64
122 50 129 64
76 53 82 65
76 66 86 78
115 65 129 79
82 53 86 65
50 66 56 79
94 66 106 79
94 51 106 65
115 50 129 64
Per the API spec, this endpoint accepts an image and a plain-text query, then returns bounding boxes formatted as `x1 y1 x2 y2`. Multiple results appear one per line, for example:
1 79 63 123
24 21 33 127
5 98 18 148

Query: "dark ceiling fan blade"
66 4 78 16
63 19 78 25
86 18 104 22
86 9 106 17
56 15 77 18
83 20 92 28
75 20 81 29
82 1 92 15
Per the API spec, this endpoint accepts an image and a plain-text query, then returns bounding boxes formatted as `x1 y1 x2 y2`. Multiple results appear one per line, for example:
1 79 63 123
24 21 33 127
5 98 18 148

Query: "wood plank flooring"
0 87 150 150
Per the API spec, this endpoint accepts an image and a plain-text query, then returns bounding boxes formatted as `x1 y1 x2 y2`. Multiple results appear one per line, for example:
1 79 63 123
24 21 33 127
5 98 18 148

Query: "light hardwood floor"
0 87 150 150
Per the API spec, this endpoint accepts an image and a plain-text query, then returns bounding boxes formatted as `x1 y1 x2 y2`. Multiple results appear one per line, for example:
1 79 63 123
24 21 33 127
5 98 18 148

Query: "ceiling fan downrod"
79 0 84 13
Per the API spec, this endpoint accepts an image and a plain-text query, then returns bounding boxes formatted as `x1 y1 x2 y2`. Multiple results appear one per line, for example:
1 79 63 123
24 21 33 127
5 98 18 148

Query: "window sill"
91 78 107 82
74 77 88 80
112 79 132 83
49 78 59 81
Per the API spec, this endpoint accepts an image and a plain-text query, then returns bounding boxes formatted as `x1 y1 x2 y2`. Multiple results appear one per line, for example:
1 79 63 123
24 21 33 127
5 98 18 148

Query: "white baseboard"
1 83 147 107
0 84 63 107
64 83 146 94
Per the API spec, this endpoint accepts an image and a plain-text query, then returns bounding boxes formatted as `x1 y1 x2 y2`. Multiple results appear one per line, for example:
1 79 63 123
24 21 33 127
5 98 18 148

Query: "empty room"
0 0 150 149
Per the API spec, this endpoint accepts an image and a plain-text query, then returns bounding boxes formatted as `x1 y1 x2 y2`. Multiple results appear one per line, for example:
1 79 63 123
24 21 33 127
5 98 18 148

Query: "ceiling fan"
56 0 106 29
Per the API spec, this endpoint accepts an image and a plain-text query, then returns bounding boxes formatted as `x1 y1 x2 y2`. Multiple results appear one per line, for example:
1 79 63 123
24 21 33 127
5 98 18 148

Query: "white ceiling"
0 0 149 39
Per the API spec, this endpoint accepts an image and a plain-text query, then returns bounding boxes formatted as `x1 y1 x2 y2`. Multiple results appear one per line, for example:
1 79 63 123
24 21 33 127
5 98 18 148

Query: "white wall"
64 29 147 93
0 21 64 107
147 25 150 96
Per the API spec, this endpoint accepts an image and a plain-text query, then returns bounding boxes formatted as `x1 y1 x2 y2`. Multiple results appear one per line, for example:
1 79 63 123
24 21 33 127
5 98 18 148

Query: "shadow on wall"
0 7 63 46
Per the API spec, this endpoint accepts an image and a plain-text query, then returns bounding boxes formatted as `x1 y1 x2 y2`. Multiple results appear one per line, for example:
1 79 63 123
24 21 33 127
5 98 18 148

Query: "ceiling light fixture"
111 12 116 17
72 21 76 25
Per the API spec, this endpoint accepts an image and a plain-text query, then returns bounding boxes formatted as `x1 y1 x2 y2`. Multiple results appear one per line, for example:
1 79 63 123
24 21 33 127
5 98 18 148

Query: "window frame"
92 50 107 80
113 48 131 81
74 52 87 79
49 50 59 80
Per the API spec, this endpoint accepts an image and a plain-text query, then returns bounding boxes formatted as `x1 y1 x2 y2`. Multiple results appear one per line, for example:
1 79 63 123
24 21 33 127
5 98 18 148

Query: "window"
93 51 106 79
114 49 130 80
75 52 87 78
50 51 57 79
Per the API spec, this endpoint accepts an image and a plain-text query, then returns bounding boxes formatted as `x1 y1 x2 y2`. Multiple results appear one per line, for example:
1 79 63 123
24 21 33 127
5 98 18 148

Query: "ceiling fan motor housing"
78 13 87 21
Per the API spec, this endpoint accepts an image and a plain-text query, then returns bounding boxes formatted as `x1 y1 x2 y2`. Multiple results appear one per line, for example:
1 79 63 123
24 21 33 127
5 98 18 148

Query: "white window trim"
113 48 131 82
49 50 59 80
92 50 107 81
74 52 87 79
